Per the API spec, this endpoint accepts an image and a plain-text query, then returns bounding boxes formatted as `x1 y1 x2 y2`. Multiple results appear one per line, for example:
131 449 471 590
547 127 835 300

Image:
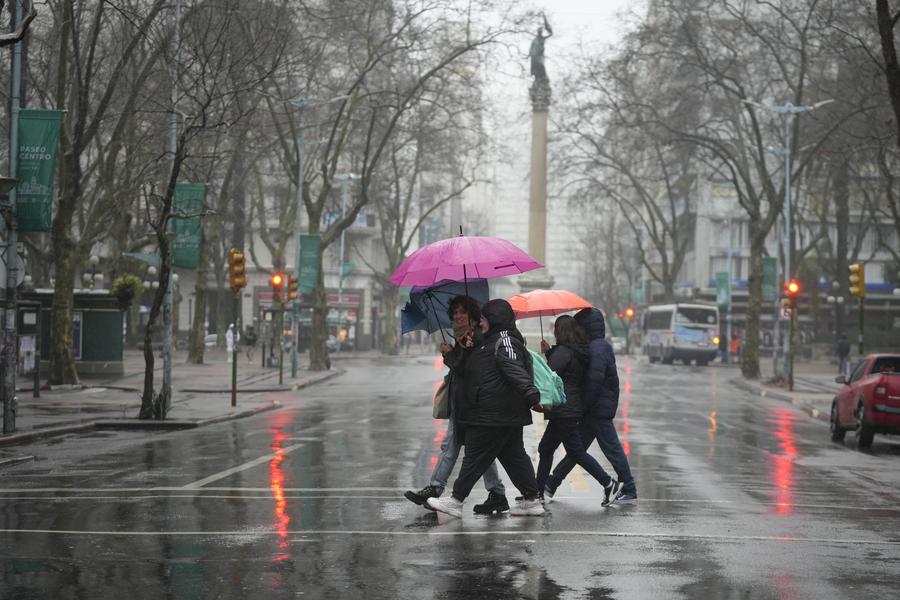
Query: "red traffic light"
786 279 800 296
272 273 284 286
625 307 635 318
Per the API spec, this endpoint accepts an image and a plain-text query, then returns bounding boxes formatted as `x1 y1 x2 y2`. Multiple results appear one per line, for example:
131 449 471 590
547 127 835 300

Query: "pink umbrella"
508 289 593 340
389 235 542 287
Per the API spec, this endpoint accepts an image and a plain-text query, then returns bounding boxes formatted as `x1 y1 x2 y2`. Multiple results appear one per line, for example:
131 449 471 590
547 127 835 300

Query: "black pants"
452 425 539 502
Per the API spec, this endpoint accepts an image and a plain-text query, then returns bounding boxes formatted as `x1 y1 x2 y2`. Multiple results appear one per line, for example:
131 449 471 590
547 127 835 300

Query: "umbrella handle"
425 292 448 343
540 314 544 341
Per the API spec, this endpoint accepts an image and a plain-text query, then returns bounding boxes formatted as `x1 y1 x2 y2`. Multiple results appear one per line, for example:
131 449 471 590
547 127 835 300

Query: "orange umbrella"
507 289 593 339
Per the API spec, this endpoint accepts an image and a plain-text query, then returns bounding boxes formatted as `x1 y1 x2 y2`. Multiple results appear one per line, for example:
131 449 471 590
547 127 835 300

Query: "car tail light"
874 376 887 399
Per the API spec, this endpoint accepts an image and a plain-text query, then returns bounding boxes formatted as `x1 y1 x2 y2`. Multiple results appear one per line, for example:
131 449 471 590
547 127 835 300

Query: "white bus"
642 303 719 366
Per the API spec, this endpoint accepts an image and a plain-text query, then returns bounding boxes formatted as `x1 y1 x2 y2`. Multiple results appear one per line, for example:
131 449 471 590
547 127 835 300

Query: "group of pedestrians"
404 295 636 518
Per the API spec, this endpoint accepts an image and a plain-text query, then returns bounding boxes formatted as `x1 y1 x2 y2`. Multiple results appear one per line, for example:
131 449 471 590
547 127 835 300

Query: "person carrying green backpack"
535 315 624 507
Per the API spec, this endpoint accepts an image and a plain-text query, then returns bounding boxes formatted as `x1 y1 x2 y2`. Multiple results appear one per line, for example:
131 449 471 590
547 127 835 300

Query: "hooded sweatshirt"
573 308 620 419
455 299 539 428
544 341 590 420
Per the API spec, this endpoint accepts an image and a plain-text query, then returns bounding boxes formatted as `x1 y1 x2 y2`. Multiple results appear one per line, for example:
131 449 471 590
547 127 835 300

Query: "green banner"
172 183 206 269
298 234 321 295
762 257 777 302
340 261 354 282
715 271 730 307
16 109 64 232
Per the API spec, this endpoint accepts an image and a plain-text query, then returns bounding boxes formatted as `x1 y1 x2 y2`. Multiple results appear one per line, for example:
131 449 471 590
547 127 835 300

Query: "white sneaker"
510 498 546 516
427 495 463 518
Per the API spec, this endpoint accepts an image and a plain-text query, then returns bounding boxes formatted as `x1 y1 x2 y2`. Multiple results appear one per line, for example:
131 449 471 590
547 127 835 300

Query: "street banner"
715 271 730 307
298 234 321 295
340 261 354 282
16 109 64 232
172 183 206 269
762 257 777 302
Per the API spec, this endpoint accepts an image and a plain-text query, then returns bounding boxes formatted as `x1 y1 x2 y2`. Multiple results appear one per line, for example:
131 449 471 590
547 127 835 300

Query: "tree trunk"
139 277 166 418
833 157 849 337
742 224 765 379
48 250 79 385
309 255 330 370
187 232 208 364
381 285 400 356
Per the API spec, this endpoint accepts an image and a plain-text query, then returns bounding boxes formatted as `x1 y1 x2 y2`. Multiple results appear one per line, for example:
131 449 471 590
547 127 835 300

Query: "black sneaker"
473 491 510 515
616 492 638 504
404 485 442 506
602 480 625 507
543 481 558 503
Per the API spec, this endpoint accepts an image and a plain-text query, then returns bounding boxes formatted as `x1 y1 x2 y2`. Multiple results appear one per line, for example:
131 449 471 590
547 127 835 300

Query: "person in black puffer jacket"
545 308 637 503
534 315 622 507
427 299 545 518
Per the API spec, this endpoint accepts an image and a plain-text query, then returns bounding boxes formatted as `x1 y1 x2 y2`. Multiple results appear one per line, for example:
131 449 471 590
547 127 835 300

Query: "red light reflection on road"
429 408 447 468
770 408 797 515
620 362 631 457
269 429 291 559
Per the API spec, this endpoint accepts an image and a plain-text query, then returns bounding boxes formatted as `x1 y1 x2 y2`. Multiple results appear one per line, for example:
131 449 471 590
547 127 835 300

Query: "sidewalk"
0 348 350 451
730 356 843 423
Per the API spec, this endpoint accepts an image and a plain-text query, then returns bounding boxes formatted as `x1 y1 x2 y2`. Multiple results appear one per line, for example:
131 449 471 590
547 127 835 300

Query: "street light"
332 173 360 353
283 93 349 377
742 97 832 383
82 255 104 289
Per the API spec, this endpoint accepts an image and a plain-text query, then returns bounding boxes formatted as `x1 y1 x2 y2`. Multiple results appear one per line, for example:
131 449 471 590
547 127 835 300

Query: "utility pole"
333 174 359 353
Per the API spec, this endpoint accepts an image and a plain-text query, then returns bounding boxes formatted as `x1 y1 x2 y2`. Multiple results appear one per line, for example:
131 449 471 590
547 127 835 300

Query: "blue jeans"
431 417 505 495
536 418 612 491
548 414 636 495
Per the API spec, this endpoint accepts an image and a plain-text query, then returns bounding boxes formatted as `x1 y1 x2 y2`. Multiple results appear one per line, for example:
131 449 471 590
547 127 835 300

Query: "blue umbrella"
400 278 490 340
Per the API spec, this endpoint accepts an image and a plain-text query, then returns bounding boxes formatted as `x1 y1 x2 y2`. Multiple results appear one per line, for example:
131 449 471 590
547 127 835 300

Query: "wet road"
2 355 900 599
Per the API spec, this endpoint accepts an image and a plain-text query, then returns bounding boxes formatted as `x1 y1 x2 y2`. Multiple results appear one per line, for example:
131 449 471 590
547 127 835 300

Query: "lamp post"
333 173 360 353
82 255 105 289
285 94 348 376
743 98 832 383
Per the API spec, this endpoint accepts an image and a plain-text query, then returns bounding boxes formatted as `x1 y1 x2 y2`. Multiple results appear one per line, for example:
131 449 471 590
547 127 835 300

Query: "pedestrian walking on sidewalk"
536 316 623 507
244 326 258 363
544 308 637 504
427 299 544 518
837 333 851 377
226 324 239 363
405 296 509 515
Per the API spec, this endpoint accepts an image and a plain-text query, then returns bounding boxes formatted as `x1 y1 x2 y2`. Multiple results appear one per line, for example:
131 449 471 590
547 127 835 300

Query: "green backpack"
528 350 567 408
493 337 567 408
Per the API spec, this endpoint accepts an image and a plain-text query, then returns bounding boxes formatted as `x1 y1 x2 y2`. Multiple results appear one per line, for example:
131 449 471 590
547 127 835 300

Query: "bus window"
674 307 717 326
646 311 673 330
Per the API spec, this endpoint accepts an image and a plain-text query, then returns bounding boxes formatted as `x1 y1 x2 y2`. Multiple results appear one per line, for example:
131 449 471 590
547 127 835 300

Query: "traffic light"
271 272 285 304
625 307 635 319
287 274 299 302
227 248 247 290
849 262 865 298
785 279 800 308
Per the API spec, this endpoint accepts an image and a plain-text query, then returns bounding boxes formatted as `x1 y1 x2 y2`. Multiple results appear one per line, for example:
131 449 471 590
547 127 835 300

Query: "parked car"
204 334 217 348
830 353 900 449
610 336 627 355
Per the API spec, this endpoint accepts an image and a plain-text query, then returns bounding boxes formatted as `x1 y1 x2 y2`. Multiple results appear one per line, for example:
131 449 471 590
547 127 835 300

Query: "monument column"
520 20 555 293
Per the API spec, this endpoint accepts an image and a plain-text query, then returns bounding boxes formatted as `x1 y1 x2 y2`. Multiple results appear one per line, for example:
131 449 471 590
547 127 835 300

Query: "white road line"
0 491 898 513
0 529 897 547
181 443 305 489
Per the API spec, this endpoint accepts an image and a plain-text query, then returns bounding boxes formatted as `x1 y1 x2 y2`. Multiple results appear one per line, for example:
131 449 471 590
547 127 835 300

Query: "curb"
730 378 830 423
0 369 343 448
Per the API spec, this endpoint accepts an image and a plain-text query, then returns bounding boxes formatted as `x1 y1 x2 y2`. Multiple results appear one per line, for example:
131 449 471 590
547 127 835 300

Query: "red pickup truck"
830 354 900 449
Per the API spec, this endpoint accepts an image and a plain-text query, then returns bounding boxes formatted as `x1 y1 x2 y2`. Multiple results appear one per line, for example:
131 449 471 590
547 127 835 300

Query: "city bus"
642 303 719 366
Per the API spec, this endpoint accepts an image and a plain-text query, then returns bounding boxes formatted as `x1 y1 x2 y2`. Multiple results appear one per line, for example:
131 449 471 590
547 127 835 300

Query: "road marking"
181 443 305 489
0 528 898 547
0 490 898 513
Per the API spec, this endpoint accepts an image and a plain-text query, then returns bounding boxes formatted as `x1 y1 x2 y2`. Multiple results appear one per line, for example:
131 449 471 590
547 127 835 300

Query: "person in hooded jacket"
536 315 624 507
544 308 637 503
404 295 509 515
427 299 545 518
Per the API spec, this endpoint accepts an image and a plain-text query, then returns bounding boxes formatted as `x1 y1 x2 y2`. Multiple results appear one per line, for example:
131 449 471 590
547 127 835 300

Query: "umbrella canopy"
389 236 542 288
401 278 490 335
507 289 592 319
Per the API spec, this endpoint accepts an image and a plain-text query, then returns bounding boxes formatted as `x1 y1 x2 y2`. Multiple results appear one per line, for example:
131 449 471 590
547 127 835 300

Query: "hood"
574 307 606 341
482 299 518 339
571 343 591 363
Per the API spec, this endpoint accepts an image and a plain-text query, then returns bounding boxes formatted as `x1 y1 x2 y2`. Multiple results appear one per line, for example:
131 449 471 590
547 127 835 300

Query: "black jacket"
443 330 481 416
574 308 620 419
456 300 539 427
544 343 590 420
